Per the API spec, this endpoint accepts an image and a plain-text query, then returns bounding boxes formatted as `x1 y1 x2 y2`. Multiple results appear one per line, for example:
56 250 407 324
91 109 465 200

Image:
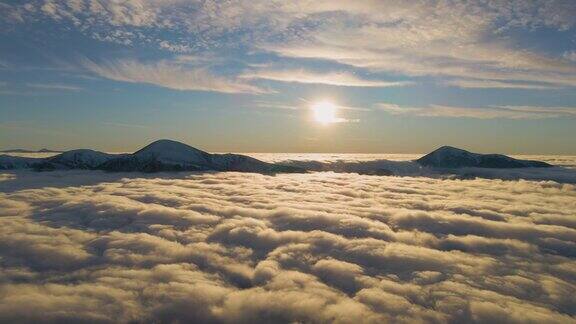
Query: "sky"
0 0 575 154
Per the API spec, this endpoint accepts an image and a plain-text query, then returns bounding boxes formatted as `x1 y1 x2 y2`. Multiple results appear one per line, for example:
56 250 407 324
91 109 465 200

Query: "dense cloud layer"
1 169 575 323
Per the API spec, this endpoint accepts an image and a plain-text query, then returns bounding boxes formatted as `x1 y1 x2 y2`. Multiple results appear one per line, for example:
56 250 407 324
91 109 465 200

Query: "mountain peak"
149 139 186 146
137 139 199 151
417 146 551 168
129 139 211 169
431 146 478 158
435 145 466 151
136 139 208 158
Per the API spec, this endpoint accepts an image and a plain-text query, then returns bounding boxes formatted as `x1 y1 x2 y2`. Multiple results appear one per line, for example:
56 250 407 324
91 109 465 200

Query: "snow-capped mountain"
35 149 122 170
99 140 213 172
0 141 554 173
416 146 552 168
97 139 304 173
0 139 304 173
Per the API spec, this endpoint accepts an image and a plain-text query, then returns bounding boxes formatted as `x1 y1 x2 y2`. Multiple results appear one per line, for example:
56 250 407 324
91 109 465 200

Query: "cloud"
0 167 575 322
0 82 83 95
263 40 576 88
241 69 413 88
377 103 576 120
443 79 562 90
256 1 576 88
0 2 25 23
38 0 161 27
6 1 575 90
564 51 576 62
82 59 268 94
158 40 192 53
102 122 147 129
26 83 83 91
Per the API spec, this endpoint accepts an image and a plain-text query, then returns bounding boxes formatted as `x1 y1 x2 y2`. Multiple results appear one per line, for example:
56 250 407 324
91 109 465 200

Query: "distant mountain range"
0 140 552 173
0 148 63 153
0 140 303 173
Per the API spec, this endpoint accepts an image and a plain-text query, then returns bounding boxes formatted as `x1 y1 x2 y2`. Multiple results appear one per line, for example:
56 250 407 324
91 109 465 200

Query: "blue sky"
1 0 575 154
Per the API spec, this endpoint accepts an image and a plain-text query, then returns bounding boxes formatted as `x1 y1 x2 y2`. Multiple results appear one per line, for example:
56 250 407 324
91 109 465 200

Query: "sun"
311 101 338 125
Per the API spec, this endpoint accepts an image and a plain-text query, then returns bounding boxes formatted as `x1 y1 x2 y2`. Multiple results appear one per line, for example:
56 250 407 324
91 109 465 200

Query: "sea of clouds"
1 155 576 323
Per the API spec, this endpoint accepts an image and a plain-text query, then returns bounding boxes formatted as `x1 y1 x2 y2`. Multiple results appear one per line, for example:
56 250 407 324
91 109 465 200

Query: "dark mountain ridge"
0 141 553 173
416 146 552 168
0 148 63 153
0 140 303 174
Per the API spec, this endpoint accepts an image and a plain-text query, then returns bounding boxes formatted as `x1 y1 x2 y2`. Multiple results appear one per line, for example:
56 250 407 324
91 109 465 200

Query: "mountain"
209 153 302 173
100 140 304 173
0 141 553 173
0 148 63 153
38 148 63 153
33 150 122 171
99 140 212 172
0 155 43 170
416 146 552 168
0 139 304 174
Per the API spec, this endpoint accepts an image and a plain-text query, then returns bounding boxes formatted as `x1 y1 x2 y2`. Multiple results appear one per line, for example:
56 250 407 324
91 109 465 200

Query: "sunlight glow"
312 101 338 125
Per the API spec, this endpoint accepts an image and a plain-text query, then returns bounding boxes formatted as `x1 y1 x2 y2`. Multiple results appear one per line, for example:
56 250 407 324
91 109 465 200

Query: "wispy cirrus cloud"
26 83 83 91
263 40 576 88
378 103 576 120
102 122 147 129
241 69 413 88
0 82 83 95
256 1 576 89
82 59 268 94
443 79 562 90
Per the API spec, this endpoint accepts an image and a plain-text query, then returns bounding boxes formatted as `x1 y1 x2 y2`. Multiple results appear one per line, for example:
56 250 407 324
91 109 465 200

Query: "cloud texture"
82 59 267 94
377 103 576 120
1 168 575 323
3 0 576 94
240 69 413 88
